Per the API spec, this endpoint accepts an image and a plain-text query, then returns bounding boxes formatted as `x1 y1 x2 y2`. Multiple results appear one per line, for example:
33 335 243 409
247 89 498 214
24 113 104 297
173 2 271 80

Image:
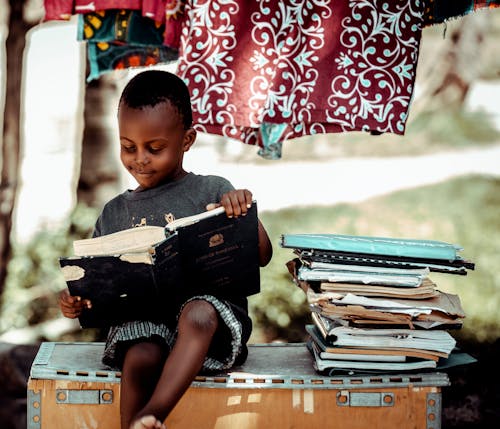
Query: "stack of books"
280 233 475 375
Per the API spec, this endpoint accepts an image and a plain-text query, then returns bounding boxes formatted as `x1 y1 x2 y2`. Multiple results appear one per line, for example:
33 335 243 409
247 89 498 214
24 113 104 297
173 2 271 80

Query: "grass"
251 174 500 344
204 108 500 165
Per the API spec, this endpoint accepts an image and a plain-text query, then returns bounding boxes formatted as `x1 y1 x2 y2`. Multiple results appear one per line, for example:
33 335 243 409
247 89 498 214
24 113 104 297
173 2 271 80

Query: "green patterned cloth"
78 9 180 81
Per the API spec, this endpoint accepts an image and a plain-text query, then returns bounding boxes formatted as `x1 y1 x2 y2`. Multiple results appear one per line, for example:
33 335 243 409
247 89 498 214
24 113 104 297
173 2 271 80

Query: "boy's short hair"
119 70 193 129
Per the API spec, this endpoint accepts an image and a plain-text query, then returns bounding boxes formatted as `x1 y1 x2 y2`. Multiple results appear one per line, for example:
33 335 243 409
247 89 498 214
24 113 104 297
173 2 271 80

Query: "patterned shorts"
102 295 252 372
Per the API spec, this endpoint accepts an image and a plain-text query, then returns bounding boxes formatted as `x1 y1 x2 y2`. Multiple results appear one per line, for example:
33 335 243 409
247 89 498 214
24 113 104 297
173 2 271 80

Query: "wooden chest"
27 342 449 429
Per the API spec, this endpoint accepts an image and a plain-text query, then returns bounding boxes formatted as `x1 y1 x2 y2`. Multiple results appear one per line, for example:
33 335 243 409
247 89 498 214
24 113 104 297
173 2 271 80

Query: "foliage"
2 175 499 345
0 203 98 333
407 109 500 147
212 108 500 164
251 174 500 343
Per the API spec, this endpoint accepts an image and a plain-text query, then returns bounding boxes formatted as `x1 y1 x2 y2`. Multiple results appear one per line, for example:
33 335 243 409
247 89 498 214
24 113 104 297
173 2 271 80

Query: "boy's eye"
121 145 135 153
148 147 162 154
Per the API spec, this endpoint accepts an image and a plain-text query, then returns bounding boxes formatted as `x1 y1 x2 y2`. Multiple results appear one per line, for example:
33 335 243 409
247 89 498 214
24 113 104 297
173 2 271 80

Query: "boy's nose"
135 149 149 164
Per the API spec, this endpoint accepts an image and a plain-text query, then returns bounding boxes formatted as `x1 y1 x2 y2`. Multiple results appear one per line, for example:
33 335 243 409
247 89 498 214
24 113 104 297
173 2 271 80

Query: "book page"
166 206 226 230
73 225 165 257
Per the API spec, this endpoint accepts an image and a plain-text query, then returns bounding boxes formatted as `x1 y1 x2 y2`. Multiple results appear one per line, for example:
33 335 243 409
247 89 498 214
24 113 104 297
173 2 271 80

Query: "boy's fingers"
60 289 80 303
72 299 91 309
221 194 234 218
232 190 252 217
59 288 90 318
69 296 80 304
220 190 254 218
238 190 253 214
243 189 253 208
229 193 243 217
60 294 91 310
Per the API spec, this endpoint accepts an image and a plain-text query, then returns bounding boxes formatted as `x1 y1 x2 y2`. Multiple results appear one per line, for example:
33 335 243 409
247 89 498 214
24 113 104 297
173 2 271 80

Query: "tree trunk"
78 74 125 208
412 12 488 115
0 0 30 297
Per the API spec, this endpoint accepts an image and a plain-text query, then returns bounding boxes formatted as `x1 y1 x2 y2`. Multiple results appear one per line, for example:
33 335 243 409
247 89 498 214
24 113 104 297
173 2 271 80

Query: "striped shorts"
102 295 251 372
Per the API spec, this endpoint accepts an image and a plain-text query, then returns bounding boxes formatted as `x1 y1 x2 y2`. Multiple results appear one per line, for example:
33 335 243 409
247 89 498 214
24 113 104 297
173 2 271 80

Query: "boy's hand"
206 189 253 218
207 188 273 267
59 289 91 319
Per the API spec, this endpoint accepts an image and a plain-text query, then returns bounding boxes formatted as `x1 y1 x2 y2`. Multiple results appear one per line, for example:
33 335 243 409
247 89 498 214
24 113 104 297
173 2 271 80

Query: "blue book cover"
281 233 462 261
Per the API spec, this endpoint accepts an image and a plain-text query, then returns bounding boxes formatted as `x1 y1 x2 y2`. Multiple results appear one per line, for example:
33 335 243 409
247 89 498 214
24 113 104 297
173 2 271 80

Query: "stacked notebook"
280 233 475 375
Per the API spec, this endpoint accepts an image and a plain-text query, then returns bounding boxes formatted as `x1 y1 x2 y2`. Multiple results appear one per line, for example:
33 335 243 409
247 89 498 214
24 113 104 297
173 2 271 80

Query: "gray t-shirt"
95 173 252 369
93 172 234 237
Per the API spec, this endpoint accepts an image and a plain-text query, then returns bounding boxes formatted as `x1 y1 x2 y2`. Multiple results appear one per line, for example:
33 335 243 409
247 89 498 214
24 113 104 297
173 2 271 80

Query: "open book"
72 206 227 257
59 204 259 328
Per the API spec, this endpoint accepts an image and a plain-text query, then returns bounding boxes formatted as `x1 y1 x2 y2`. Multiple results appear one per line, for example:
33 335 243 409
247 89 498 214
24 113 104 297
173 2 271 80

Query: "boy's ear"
182 128 197 152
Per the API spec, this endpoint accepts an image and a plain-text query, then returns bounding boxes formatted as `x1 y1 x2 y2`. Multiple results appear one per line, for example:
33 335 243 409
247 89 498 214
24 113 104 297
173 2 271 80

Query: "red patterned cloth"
43 0 74 20
177 0 425 159
43 0 184 47
43 1 143 20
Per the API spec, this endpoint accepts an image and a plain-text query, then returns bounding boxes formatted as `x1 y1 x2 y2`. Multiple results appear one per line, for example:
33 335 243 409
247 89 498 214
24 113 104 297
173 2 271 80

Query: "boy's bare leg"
120 342 167 428
129 300 219 429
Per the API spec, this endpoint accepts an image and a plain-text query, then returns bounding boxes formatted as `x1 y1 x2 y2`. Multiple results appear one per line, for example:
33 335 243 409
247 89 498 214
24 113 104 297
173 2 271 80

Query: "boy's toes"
130 415 166 429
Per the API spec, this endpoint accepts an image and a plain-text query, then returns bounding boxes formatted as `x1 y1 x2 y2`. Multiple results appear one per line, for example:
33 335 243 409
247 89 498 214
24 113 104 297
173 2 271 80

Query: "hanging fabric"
42 0 500 159
43 1 185 81
77 9 179 81
176 0 426 159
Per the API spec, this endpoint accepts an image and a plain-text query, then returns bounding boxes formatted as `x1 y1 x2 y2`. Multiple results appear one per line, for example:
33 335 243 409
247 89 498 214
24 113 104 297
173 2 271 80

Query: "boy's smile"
118 101 196 190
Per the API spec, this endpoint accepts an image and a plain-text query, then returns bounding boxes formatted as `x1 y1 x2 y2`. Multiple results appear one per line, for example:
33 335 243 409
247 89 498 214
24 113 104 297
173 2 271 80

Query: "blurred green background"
1 11 500 350
252 173 500 344
2 168 499 346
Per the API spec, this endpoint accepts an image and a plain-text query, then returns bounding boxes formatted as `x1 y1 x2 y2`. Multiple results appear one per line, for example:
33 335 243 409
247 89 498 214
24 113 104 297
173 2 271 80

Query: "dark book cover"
296 249 474 275
60 204 260 328
59 252 164 328
174 203 260 299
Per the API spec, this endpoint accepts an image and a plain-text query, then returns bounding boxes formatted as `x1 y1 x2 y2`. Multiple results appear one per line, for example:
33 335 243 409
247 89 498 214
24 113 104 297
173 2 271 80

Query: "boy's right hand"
59 289 91 319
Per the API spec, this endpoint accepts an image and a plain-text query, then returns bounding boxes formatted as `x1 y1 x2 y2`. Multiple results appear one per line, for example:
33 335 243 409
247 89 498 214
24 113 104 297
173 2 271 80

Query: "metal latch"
27 390 41 429
426 392 442 429
55 389 114 404
336 390 395 407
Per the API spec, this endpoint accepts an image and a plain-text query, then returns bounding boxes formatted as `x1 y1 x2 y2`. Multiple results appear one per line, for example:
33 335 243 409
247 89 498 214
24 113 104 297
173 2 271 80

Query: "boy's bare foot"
130 415 166 429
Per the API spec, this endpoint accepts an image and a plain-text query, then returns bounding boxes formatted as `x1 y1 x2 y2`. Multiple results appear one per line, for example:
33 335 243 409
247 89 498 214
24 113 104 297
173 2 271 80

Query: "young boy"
59 70 273 429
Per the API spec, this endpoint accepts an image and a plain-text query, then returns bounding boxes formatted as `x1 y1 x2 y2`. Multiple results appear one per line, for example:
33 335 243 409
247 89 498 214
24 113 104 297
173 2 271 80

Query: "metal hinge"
336 390 395 407
27 390 41 429
55 389 114 404
426 392 442 429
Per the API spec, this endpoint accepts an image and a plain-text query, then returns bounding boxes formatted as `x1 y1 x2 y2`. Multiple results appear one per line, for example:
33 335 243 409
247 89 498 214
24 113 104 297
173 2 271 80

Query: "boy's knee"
179 300 218 334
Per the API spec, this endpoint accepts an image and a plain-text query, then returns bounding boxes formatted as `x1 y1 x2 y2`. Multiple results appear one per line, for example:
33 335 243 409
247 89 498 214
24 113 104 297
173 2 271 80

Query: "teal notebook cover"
281 233 461 261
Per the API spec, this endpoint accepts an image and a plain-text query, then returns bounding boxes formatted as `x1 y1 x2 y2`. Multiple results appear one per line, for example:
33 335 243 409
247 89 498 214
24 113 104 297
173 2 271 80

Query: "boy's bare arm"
257 218 273 266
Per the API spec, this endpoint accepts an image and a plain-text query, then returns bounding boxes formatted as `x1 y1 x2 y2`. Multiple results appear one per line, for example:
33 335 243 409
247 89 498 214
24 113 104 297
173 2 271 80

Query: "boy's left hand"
206 189 253 218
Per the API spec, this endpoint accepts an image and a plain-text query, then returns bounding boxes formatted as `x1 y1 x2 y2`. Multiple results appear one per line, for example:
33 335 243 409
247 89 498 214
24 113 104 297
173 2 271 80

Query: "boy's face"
118 101 196 190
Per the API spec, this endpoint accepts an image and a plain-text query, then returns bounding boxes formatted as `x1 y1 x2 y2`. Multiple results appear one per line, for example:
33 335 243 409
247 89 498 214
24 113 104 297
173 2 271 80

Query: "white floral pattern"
177 0 424 159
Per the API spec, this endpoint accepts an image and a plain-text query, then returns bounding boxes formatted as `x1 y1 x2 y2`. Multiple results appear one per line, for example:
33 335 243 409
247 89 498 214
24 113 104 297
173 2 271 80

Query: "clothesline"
42 1 500 159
